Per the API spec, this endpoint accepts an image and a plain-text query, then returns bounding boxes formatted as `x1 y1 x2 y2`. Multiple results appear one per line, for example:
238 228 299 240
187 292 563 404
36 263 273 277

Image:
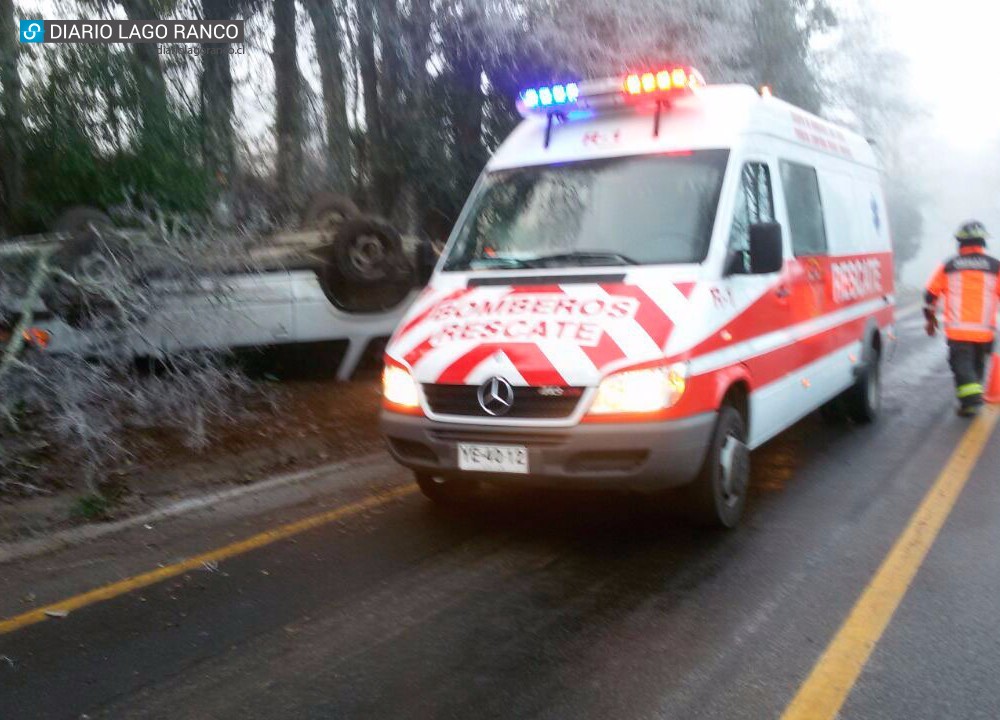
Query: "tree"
201 0 239 182
304 0 351 194
118 0 172 144
273 0 304 203
817 0 925 273
354 0 384 212
0 0 23 231
746 0 834 113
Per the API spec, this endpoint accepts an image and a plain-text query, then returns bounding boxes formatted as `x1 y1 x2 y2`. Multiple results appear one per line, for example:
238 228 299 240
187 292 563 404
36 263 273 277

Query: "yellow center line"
782 405 1000 720
0 484 417 637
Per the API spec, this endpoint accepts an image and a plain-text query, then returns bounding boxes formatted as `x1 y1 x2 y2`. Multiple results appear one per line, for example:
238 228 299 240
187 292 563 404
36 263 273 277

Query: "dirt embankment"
0 367 387 544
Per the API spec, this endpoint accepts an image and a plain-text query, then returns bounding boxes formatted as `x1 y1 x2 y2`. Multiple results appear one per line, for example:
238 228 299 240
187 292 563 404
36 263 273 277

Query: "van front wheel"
684 405 749 529
415 474 474 504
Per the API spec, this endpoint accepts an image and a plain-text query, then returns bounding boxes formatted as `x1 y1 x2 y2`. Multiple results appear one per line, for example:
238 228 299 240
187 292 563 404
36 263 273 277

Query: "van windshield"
442 150 729 271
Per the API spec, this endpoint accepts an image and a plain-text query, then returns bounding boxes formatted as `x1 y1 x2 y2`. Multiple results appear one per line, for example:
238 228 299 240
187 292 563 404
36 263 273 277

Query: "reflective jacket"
925 247 1000 343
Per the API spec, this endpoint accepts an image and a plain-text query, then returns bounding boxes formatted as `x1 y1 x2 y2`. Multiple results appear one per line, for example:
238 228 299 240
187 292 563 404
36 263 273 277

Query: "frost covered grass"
0 206 269 505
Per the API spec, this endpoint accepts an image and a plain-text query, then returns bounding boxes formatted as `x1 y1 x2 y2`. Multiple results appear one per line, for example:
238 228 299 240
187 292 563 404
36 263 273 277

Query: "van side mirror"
416 237 438 286
749 222 784 274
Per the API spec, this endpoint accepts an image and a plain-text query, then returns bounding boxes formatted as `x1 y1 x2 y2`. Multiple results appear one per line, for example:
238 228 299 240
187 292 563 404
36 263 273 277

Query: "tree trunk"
372 0 405 220
0 0 23 229
120 0 170 141
304 0 351 194
273 0 304 203
201 0 237 182
386 0 433 233
445 16 486 202
356 1 383 212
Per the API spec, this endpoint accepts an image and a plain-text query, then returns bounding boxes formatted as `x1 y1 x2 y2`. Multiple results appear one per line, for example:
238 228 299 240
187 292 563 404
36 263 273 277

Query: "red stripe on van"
394 288 469 342
601 284 674 347
403 338 436 367
581 331 626 372
435 343 567 386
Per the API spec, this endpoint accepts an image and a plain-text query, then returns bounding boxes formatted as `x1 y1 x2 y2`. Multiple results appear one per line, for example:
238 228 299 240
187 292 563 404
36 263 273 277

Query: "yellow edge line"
0 484 417 636
782 405 1000 720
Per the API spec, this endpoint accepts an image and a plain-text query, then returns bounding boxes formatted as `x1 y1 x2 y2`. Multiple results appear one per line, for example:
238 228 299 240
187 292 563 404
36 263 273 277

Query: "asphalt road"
3 307 1000 720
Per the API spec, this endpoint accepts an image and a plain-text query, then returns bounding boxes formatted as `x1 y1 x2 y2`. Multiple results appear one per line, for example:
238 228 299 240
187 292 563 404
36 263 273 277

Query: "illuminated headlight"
382 363 420 410
588 362 688 415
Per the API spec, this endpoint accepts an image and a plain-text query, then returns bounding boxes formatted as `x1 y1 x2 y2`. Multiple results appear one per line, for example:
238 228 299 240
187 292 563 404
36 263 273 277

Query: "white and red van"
380 68 894 527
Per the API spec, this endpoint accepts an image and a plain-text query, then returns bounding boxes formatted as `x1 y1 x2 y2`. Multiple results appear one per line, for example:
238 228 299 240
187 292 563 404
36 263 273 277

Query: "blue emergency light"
521 82 580 110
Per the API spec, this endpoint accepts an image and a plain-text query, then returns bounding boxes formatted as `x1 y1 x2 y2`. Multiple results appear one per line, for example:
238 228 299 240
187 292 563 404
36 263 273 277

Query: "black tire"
330 217 407 285
300 192 361 230
845 349 881 424
313 262 412 313
683 404 750 529
51 206 113 235
415 474 474 504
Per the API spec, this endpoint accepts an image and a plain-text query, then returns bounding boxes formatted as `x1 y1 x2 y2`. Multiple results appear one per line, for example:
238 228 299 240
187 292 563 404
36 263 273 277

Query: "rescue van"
380 68 895 527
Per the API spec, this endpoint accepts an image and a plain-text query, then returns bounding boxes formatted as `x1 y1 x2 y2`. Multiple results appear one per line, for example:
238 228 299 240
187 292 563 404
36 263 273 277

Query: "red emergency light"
623 66 704 98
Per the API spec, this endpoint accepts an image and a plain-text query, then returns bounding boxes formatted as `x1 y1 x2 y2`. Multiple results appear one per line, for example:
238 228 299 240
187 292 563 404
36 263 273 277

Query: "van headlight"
587 362 688 416
382 361 422 413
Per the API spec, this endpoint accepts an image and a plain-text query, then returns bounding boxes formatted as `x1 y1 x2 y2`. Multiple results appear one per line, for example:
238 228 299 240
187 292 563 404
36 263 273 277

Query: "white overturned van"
381 67 895 527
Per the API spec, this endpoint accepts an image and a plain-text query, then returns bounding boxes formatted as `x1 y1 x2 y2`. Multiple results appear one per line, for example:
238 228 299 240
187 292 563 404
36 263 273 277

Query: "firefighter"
924 221 1000 416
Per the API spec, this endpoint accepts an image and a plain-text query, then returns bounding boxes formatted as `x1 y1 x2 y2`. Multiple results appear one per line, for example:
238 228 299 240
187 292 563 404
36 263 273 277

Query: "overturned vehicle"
0 195 434 380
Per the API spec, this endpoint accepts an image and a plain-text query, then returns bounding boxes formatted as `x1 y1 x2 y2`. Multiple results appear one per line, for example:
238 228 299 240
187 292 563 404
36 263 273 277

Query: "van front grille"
422 384 583 419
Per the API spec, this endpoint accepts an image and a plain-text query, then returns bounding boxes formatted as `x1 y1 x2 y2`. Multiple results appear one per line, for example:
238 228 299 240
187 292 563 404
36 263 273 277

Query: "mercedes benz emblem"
477 377 515 416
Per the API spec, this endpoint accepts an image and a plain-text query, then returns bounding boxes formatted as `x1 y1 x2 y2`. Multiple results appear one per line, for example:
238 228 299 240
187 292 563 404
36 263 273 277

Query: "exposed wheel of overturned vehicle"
300 192 361 231
51 205 114 236
313 217 414 313
40 207 135 329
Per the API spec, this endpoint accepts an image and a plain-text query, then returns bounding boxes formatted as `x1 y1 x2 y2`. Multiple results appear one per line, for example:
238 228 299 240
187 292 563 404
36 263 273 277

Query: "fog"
875 0 1000 286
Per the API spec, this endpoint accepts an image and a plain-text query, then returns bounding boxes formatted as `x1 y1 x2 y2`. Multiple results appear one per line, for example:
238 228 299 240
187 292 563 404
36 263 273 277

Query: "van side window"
727 163 775 273
780 161 828 256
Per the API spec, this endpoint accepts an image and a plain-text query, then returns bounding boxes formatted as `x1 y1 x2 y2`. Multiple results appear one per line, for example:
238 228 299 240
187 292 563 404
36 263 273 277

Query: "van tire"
415 474 474 504
683 404 749 529
845 351 881 424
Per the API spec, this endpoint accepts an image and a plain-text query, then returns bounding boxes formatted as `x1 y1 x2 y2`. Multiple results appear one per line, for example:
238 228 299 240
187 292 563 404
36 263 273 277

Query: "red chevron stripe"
394 287 468 342
403 337 435 367
601 283 674 347
436 343 567 386
581 331 626 373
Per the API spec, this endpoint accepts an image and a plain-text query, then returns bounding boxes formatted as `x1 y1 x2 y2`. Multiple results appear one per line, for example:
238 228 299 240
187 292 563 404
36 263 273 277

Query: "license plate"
457 443 529 474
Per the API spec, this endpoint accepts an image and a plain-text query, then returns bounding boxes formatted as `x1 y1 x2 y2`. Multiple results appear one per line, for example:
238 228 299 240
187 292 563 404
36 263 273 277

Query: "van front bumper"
380 411 717 492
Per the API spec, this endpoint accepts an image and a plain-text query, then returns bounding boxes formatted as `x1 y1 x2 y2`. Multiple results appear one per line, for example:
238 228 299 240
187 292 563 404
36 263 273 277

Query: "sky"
871 0 1000 284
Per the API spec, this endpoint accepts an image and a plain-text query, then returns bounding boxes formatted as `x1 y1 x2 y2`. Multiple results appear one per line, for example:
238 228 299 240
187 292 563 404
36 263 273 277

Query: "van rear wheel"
683 404 749 529
845 350 881 424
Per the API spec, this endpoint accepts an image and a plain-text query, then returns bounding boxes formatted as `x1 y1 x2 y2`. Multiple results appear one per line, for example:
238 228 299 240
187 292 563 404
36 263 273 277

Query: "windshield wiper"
524 251 640 268
446 256 531 270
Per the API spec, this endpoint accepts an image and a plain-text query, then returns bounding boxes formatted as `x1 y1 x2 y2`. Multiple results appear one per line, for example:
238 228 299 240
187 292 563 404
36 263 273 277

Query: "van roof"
487 84 878 172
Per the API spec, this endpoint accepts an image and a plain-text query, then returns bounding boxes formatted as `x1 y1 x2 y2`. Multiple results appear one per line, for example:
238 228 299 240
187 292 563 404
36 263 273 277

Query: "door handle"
775 285 791 299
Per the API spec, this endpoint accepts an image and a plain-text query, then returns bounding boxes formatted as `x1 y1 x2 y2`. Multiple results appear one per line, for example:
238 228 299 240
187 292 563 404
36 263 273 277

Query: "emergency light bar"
517 66 704 118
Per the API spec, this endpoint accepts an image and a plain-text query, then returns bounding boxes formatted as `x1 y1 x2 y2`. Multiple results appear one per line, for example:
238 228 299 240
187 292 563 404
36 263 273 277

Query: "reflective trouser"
947 340 994 408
